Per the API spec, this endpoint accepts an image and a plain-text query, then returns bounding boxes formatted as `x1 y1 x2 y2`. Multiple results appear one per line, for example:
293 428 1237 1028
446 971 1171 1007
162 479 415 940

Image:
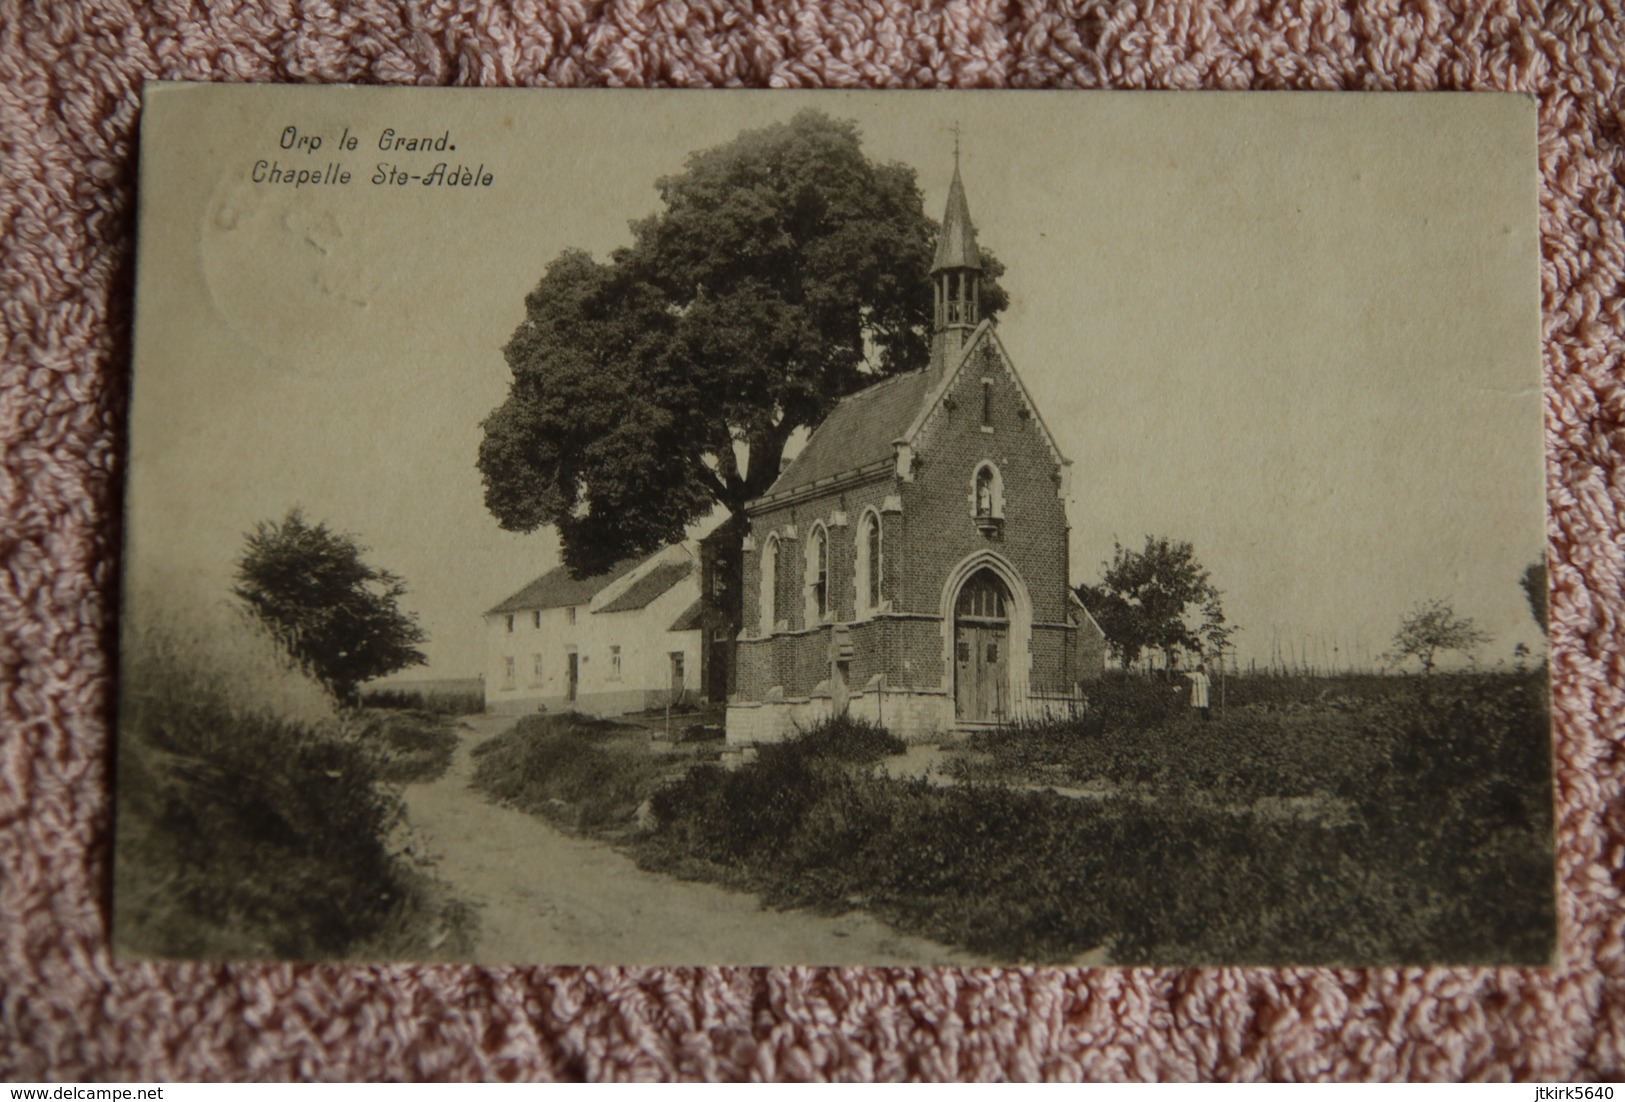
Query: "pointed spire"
931 157 982 275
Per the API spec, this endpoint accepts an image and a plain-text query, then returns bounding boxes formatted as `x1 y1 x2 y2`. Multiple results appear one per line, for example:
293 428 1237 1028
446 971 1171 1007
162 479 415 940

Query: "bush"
471 714 668 833
356 709 460 784
115 577 471 960
783 714 907 762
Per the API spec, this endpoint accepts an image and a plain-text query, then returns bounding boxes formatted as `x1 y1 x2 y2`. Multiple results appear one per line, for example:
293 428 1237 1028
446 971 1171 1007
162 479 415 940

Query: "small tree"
1076 536 1233 672
233 509 428 704
1384 598 1490 676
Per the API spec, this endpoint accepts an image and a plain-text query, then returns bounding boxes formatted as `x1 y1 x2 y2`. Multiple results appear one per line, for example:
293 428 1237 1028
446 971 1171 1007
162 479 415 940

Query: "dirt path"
400 715 994 966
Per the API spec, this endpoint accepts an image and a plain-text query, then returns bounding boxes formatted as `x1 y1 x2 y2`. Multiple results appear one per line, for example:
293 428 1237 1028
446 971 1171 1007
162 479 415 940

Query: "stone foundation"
727 688 953 746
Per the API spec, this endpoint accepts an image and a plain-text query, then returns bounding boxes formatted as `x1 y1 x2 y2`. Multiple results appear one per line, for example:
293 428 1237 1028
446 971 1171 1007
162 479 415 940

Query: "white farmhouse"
483 543 705 716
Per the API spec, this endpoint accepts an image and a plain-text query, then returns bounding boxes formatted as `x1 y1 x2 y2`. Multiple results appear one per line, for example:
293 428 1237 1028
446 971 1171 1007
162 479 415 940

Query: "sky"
126 87 1546 677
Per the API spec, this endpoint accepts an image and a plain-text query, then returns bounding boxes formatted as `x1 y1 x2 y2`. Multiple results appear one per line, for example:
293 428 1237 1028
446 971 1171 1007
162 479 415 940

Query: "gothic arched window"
805 524 829 624
865 512 882 610
856 509 883 615
760 536 780 635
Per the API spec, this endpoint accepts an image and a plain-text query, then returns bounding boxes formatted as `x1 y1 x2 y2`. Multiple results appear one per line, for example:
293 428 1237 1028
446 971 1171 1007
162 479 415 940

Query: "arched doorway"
954 568 1012 722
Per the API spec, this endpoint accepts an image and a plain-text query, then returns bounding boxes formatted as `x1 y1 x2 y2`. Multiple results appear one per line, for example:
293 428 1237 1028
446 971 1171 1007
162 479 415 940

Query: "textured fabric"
2 0 1621 1082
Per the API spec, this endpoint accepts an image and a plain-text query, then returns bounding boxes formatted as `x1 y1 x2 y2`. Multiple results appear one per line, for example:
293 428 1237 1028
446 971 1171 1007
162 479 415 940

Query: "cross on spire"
951 120 962 166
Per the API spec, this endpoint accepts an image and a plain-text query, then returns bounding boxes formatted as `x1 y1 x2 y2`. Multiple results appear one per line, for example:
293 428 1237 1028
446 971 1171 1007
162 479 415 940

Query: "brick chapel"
726 161 1106 745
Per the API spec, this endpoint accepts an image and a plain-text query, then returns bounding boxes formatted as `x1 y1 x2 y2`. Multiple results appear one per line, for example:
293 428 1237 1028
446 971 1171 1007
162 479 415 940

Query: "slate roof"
931 163 982 274
668 598 731 633
761 368 938 500
595 560 694 614
485 555 644 616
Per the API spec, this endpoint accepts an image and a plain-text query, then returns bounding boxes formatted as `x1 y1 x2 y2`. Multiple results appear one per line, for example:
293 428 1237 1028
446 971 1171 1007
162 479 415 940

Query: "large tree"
1076 536 1233 671
477 110 1005 622
233 509 428 704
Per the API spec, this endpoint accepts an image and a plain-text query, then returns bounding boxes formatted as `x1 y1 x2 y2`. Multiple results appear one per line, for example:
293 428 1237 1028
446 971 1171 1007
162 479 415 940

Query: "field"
362 677 485 717
114 592 474 961
472 670 1555 965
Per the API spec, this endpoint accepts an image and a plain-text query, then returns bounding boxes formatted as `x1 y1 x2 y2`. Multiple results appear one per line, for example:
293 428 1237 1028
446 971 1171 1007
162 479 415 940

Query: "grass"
357 709 461 784
470 713 679 835
114 582 474 961
469 676 1555 966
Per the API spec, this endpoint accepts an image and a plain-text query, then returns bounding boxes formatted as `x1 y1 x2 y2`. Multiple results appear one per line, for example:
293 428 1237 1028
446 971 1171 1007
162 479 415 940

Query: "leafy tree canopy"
1384 598 1491 676
1076 536 1234 671
233 509 428 703
1521 559 1548 634
477 109 1007 585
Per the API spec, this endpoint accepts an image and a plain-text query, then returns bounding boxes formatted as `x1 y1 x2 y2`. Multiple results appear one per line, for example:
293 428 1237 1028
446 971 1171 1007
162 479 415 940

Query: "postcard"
116 85 1552 966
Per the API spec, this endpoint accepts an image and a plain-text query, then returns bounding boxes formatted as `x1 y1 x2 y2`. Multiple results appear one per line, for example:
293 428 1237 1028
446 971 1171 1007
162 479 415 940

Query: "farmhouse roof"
485 555 644 615
595 559 694 614
759 368 937 500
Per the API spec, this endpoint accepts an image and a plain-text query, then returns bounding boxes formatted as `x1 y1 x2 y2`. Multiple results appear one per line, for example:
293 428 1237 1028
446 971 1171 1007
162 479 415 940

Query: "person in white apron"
1185 663 1212 723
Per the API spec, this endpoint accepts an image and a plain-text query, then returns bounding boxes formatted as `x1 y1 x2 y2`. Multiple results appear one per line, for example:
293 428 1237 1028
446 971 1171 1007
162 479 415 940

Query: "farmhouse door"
954 569 1011 723
669 651 685 701
566 651 579 702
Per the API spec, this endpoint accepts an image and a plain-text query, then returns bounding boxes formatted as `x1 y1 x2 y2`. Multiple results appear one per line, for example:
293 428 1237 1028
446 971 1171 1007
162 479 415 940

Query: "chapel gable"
726 155 1100 747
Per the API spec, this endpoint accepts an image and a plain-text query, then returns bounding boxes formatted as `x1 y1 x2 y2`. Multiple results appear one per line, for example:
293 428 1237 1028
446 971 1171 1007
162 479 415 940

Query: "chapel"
727 162 1105 745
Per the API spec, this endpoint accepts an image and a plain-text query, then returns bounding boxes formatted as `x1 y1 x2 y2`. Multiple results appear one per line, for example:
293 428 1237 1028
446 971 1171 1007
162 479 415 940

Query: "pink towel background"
2 0 1622 1081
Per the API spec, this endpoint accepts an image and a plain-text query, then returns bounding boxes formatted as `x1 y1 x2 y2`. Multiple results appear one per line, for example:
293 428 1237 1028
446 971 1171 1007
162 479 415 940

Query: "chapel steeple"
930 143 983 371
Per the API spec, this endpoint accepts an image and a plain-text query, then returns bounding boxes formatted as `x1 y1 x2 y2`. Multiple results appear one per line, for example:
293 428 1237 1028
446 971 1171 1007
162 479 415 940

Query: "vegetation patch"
359 709 461 785
115 592 473 961
947 673 1392 805
362 685 486 717
470 713 676 835
474 678 1554 966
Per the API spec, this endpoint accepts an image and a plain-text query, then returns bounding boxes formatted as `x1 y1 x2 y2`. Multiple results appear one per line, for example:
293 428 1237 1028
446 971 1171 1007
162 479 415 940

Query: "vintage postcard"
116 85 1553 966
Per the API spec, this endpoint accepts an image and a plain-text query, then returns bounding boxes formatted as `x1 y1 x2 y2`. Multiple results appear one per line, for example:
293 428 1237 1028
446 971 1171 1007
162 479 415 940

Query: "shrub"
356 709 460 784
783 714 907 762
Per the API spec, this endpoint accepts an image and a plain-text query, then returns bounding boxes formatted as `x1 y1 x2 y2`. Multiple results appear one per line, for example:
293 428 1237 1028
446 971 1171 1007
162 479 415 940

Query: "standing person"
1185 662 1212 723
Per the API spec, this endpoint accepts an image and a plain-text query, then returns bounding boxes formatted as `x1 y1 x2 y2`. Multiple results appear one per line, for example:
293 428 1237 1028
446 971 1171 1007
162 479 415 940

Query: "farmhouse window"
505 614 514 633
566 606 577 625
610 645 622 680
503 656 515 688
532 610 541 629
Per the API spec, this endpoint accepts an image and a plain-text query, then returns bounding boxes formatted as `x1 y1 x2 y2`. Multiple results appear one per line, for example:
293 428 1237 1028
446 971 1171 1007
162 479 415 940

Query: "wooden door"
669 652 685 700
955 624 1009 722
566 652 579 702
954 569 1011 723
